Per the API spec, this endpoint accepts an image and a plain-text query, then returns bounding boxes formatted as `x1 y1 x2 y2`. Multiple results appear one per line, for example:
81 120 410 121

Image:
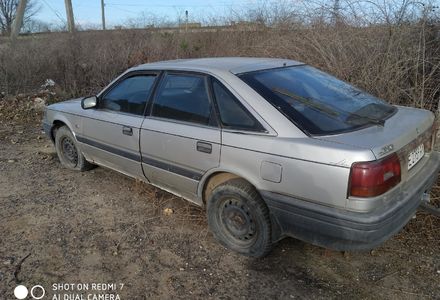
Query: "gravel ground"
0 118 439 300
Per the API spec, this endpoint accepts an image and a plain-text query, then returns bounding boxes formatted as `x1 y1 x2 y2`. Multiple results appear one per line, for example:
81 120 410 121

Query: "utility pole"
10 0 27 43
332 0 341 25
185 10 188 33
101 0 106 30
64 0 75 33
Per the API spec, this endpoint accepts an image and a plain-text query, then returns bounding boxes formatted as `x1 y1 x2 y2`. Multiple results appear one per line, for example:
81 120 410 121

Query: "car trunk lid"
315 106 435 178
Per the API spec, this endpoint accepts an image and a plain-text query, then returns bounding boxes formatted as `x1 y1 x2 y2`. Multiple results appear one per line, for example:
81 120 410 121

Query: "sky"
31 0 440 30
36 0 262 28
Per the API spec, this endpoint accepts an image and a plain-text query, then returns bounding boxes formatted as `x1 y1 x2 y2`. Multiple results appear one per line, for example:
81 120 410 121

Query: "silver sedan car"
42 57 440 257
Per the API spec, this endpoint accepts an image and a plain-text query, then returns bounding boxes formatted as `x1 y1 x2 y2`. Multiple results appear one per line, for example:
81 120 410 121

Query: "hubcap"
61 137 78 166
220 198 256 243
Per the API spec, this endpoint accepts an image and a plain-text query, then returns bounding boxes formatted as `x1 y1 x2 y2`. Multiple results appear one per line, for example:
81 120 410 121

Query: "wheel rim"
61 136 78 166
219 197 257 246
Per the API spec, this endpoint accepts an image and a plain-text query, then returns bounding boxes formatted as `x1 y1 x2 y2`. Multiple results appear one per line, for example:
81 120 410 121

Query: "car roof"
132 57 304 75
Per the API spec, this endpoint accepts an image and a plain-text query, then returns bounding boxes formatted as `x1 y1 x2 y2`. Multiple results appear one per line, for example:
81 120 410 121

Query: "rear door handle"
196 141 212 154
122 126 133 136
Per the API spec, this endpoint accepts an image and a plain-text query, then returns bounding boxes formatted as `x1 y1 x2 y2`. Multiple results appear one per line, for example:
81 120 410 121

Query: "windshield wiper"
273 88 341 119
346 103 390 127
347 113 385 126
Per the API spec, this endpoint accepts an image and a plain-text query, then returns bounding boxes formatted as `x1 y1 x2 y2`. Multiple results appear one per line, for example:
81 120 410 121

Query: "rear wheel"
207 178 273 257
54 126 94 171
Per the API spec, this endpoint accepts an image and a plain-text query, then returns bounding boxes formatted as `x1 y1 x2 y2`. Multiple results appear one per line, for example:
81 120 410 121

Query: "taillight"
349 153 401 198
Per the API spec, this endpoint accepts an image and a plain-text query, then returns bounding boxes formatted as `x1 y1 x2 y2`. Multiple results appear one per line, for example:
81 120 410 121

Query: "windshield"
239 65 396 135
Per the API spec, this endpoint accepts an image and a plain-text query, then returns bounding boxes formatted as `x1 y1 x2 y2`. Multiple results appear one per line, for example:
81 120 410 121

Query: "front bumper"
42 122 52 140
262 151 440 251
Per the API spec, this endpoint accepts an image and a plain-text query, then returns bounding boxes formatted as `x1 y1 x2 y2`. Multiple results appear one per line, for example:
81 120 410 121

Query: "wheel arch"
49 120 66 141
199 169 283 242
49 113 76 142
198 169 260 205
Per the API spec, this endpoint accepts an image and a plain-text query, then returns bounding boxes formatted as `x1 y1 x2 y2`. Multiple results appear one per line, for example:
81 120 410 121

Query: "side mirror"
81 96 97 109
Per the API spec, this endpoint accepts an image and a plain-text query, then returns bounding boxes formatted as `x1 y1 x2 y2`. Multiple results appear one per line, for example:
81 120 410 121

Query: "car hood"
315 105 435 159
47 98 83 113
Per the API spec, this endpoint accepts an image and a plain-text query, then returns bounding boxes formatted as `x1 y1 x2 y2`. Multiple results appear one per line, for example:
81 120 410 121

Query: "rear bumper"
262 151 440 251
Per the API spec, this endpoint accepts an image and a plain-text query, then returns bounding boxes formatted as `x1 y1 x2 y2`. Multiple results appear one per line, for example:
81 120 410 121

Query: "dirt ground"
1 118 440 299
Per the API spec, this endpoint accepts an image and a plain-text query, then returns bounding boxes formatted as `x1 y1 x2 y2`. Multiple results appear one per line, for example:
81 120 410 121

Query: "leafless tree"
22 18 50 33
0 0 40 35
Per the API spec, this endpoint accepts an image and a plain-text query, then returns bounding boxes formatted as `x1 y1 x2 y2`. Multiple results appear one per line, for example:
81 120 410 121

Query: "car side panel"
45 109 82 139
140 118 221 204
215 132 375 210
77 109 145 180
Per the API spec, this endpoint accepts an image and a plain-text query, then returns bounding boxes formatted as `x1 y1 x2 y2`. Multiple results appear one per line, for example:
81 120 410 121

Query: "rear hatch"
316 105 435 180
237 64 436 177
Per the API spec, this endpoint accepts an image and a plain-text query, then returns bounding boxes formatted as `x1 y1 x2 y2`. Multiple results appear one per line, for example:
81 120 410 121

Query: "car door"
78 72 158 180
140 72 221 203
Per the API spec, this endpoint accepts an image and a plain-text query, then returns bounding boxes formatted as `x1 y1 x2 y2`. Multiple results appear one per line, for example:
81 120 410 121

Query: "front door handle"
196 141 212 154
122 126 133 136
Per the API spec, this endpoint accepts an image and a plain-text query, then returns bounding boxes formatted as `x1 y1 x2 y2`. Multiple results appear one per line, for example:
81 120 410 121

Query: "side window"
152 74 212 126
101 75 156 115
212 79 264 131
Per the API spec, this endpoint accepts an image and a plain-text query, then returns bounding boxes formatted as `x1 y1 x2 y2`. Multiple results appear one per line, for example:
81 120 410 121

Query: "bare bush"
0 0 40 35
0 1 438 112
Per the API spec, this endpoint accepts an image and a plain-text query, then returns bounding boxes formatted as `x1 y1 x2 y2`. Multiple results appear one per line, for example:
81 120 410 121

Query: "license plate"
408 144 424 170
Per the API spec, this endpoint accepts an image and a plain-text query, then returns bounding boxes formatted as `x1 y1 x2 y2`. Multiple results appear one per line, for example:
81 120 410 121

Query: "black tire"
54 126 94 171
207 178 273 257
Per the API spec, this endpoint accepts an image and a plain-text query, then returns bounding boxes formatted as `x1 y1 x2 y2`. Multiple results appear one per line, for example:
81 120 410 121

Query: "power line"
40 0 66 23
105 1 254 8
105 5 140 14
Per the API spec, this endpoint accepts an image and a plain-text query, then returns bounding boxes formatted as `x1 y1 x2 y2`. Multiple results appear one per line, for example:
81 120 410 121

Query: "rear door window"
212 79 264 132
151 73 213 126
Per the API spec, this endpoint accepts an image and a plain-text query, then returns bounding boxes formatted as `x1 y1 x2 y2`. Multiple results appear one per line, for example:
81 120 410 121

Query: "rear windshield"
239 65 396 135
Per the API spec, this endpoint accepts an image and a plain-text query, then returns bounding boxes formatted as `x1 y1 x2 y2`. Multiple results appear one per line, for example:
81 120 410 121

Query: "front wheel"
207 178 273 257
54 126 94 171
